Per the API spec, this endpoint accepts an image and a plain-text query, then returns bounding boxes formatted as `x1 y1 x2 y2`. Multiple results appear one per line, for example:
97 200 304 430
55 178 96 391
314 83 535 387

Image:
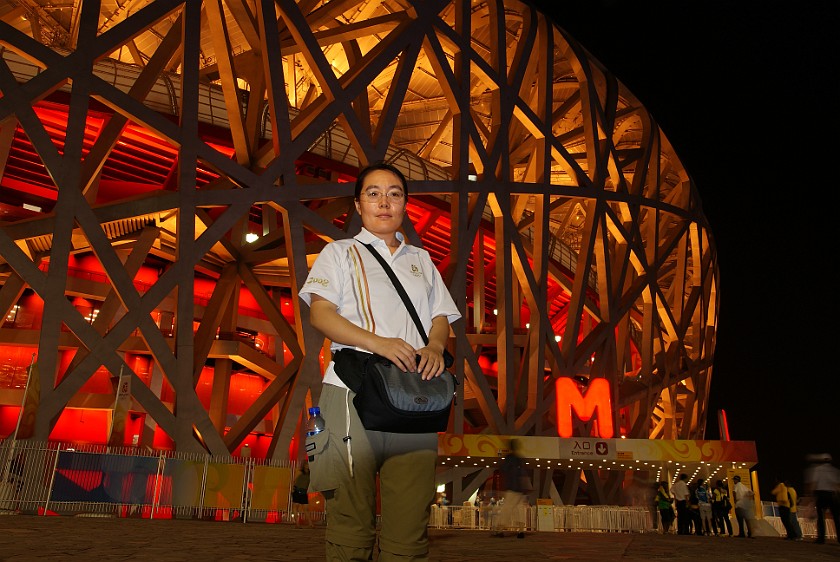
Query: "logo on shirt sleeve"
305 277 330 287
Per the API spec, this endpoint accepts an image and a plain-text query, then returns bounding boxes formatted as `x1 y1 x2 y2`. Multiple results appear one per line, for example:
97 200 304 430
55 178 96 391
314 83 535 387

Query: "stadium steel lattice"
0 0 718 504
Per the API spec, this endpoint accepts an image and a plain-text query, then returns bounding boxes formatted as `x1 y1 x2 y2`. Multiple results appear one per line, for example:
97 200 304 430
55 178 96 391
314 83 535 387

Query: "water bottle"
305 406 325 437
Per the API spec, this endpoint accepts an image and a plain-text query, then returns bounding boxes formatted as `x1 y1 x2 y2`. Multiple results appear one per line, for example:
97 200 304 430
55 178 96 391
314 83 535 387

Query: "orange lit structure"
0 1 724 505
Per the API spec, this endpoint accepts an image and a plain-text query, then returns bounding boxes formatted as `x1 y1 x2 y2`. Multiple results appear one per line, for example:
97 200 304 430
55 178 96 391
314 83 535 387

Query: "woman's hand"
371 336 419 373
416 315 452 379
414 346 446 380
310 295 451 379
310 297 415 371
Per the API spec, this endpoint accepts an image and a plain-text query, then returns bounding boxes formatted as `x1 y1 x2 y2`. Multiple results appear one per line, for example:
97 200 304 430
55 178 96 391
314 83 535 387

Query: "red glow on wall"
131 355 152 385
231 433 270 459
80 366 116 394
153 426 174 450
49 408 110 444
195 368 268 419
228 372 265 413
555 378 614 438
0 407 20 436
0 345 36 389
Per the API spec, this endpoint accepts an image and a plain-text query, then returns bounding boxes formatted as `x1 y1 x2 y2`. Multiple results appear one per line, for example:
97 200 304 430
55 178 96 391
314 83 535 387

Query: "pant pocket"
305 429 341 492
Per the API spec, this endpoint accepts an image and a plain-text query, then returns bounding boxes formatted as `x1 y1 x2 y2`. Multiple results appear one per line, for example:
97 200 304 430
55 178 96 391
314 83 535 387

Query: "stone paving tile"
1 513 838 561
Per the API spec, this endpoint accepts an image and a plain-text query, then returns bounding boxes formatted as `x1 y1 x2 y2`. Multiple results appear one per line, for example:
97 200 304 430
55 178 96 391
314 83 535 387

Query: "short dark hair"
354 161 408 200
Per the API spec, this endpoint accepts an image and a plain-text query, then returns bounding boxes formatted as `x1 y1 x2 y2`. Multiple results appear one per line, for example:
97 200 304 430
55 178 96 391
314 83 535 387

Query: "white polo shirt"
299 227 461 389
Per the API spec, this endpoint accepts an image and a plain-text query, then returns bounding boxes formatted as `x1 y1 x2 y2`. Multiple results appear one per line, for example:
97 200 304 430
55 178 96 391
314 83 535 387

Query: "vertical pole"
11 353 37 441
107 365 126 448
717 409 730 441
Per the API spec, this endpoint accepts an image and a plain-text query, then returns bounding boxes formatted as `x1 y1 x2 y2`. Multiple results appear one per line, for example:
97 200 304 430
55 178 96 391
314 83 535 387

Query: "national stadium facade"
0 1 745 507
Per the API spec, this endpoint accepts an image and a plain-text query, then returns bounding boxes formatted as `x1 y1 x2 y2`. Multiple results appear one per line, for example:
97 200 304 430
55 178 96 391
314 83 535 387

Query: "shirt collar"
355 227 407 253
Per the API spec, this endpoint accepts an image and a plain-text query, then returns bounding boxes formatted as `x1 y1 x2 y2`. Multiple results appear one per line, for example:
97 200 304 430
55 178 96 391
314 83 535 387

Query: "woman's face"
354 168 407 237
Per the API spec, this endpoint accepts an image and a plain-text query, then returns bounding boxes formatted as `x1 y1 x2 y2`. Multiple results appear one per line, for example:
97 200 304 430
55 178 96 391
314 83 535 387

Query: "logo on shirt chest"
411 264 422 277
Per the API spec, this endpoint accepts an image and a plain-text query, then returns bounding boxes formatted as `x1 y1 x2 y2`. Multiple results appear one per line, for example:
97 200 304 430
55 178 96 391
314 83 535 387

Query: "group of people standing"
654 453 840 544
659 474 734 536
658 472 797 539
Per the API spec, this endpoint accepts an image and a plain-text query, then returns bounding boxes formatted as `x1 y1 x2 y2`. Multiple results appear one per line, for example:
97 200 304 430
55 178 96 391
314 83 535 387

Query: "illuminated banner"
557 438 758 463
108 371 132 446
439 434 758 465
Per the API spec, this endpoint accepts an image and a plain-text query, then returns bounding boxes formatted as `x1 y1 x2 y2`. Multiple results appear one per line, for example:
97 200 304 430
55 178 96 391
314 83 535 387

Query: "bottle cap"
308 406 320 416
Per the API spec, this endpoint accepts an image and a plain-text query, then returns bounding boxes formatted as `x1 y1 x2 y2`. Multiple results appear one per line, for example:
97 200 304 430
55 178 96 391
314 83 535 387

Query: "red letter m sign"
555 378 614 438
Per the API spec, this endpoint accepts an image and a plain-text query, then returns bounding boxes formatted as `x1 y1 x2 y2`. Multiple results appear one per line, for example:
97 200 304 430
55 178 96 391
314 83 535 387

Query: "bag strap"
360 242 429 345
359 241 455 371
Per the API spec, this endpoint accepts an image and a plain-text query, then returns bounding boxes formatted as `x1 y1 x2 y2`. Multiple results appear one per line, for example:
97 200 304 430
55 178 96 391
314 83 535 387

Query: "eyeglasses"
359 190 405 202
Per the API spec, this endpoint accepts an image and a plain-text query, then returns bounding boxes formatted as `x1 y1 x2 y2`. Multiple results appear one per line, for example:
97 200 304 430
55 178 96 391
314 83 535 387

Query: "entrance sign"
439 434 758 467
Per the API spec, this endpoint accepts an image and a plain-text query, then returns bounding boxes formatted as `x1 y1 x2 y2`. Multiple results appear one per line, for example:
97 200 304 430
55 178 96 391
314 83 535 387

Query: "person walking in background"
487 496 499 532
291 463 314 528
732 475 756 538
436 492 452 527
770 476 794 539
687 479 702 535
491 439 529 539
655 481 675 534
299 161 461 560
672 473 691 535
785 480 803 540
712 479 733 536
805 453 840 545
695 478 715 536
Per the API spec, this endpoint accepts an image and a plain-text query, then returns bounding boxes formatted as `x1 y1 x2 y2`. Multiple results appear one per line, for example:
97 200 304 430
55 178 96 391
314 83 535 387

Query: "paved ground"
1 512 839 561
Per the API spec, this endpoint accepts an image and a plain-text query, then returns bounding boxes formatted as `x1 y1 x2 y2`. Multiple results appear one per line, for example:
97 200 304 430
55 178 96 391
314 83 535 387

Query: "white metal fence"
2 439 655 532
430 504 653 533
6 439 834 537
0 438 318 523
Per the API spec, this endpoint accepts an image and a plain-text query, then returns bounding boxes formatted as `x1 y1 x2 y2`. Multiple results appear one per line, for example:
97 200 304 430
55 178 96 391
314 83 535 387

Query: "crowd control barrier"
5 439 833 537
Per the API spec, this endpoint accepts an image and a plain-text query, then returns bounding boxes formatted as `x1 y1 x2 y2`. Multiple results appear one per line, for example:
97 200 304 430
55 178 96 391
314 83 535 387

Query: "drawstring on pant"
343 388 354 477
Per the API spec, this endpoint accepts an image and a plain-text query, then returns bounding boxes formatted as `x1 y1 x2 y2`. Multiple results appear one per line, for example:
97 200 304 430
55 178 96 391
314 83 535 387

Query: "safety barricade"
430 503 652 533
0 438 302 523
8 439 827 538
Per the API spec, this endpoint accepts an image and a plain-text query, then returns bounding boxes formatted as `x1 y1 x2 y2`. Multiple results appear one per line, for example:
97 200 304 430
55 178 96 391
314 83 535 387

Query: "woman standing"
291 464 314 527
712 479 733 536
655 481 675 534
299 162 460 561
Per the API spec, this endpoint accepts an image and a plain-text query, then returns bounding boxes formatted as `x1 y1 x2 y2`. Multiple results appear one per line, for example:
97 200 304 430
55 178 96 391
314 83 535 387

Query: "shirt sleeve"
299 241 343 307
419 249 460 325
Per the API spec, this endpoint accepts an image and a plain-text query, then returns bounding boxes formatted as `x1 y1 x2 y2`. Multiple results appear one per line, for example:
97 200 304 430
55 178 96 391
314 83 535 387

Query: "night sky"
531 1 839 496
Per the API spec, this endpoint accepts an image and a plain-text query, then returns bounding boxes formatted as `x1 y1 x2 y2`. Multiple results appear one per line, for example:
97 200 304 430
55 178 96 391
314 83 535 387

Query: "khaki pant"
309 383 438 561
